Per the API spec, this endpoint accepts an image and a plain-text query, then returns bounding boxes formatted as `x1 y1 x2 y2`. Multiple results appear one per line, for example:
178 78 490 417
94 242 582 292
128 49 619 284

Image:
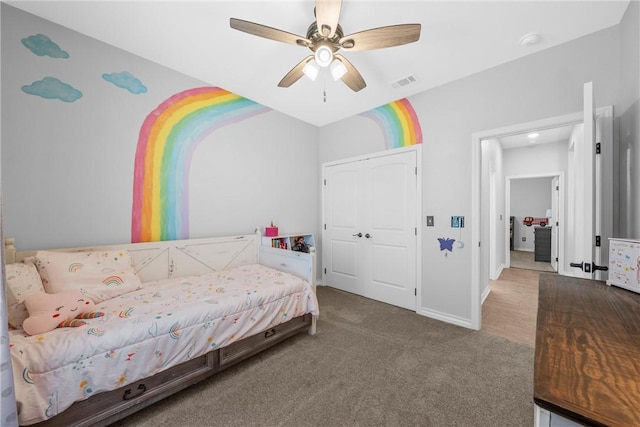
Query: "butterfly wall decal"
438 238 455 252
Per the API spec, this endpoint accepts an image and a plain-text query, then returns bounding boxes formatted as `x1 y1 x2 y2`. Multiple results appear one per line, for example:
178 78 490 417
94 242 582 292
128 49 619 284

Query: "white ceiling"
6 0 630 127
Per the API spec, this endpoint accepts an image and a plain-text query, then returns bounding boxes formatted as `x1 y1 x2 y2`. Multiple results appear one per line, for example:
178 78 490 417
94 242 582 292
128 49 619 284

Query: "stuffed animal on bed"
22 290 104 335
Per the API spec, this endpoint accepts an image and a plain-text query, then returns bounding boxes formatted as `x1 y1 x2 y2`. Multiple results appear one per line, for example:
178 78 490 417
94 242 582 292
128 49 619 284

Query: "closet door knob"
365 233 372 239
352 233 363 238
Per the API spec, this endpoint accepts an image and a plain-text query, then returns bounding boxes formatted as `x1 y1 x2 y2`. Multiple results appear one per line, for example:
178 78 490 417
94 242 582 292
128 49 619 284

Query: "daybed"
4 232 318 426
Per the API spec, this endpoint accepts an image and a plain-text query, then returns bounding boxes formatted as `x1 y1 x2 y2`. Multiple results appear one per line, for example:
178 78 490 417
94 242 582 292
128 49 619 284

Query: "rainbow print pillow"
34 250 142 303
5 262 45 329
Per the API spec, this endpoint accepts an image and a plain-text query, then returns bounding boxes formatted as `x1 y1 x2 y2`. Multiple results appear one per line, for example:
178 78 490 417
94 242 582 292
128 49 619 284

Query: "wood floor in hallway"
482 268 545 347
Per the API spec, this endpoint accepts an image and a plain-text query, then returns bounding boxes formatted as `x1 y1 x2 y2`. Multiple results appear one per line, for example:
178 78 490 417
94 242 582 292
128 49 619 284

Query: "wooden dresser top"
534 273 640 426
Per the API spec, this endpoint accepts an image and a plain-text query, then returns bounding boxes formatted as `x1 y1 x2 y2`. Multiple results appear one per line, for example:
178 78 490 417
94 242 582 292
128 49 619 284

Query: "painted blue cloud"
21 34 69 58
22 77 82 102
102 71 147 94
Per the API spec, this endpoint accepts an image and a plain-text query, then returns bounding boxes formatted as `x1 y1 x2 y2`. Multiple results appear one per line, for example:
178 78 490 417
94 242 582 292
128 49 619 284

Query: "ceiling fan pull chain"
323 75 327 103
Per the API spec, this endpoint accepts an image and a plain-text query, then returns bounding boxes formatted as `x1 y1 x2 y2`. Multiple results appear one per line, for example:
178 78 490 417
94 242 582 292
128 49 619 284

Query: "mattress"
9 264 319 425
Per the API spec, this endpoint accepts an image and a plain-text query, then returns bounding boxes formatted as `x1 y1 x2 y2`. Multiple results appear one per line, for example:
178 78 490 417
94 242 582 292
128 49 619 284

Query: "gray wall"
503 141 570 178
617 0 640 239
1 4 320 251
320 23 629 324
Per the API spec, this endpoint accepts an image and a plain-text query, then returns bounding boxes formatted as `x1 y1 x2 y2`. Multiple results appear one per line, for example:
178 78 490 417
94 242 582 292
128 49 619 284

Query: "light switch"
426 216 434 227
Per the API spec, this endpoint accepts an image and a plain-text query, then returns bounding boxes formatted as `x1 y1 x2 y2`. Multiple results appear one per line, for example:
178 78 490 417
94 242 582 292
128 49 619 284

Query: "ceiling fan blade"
315 0 342 39
339 24 421 51
334 54 366 92
278 55 314 88
230 18 311 47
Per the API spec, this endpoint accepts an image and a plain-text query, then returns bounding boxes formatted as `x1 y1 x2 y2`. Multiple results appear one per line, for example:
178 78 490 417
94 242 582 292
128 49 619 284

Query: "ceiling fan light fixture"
314 45 333 67
330 59 347 80
230 1 421 92
303 60 320 81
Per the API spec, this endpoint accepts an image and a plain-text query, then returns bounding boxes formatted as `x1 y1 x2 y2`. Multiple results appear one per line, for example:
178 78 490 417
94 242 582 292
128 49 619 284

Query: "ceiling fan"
230 0 421 92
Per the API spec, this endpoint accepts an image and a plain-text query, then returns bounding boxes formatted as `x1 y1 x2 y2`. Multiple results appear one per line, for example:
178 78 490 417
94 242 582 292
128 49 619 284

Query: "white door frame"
489 169 498 279
504 172 565 273
321 145 422 311
470 106 612 330
551 176 560 272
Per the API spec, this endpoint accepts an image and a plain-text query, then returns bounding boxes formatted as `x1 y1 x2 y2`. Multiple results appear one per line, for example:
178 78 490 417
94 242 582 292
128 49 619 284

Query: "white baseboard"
481 286 491 304
490 264 505 281
418 307 473 329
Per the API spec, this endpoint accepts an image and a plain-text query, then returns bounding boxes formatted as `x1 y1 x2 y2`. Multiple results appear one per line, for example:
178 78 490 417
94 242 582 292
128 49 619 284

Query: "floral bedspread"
9 264 319 425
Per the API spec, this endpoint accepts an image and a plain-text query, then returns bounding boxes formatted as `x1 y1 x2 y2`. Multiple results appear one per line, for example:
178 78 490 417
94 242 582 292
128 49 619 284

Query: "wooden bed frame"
5 231 317 427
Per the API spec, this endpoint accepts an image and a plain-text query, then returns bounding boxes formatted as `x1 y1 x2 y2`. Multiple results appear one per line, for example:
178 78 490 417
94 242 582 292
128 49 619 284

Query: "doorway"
481 130 569 344
470 103 614 330
506 173 563 274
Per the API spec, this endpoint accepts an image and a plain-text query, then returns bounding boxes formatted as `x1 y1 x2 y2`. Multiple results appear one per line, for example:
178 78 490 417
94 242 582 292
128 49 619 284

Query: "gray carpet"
113 286 534 427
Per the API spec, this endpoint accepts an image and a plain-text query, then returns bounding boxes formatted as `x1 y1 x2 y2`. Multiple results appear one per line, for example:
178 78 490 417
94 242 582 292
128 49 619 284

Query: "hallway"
510 250 555 272
481 268 543 347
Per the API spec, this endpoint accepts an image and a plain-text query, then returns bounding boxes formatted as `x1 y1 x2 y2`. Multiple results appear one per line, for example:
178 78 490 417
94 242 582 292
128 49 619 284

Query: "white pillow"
34 250 142 303
5 262 45 329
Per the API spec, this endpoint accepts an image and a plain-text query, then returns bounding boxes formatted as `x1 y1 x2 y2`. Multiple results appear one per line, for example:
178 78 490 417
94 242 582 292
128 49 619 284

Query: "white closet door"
324 160 365 296
363 151 417 310
323 149 417 310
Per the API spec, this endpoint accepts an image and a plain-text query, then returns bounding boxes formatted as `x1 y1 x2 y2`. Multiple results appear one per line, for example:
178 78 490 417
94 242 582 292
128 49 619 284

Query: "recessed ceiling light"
520 33 541 46
528 132 540 139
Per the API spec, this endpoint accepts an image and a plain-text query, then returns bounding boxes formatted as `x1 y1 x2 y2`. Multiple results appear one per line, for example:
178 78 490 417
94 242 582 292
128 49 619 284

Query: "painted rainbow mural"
132 87 270 242
359 98 422 149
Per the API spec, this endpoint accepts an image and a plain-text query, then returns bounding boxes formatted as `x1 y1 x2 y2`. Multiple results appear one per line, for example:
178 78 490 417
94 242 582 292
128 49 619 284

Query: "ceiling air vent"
391 75 417 88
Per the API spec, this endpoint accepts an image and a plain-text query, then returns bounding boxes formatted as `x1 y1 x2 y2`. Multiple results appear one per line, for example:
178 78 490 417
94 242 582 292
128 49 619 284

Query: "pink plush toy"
23 291 104 335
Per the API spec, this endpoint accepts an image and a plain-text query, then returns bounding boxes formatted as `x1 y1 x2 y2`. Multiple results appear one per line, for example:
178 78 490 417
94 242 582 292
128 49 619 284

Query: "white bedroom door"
568 82 601 279
323 149 418 310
